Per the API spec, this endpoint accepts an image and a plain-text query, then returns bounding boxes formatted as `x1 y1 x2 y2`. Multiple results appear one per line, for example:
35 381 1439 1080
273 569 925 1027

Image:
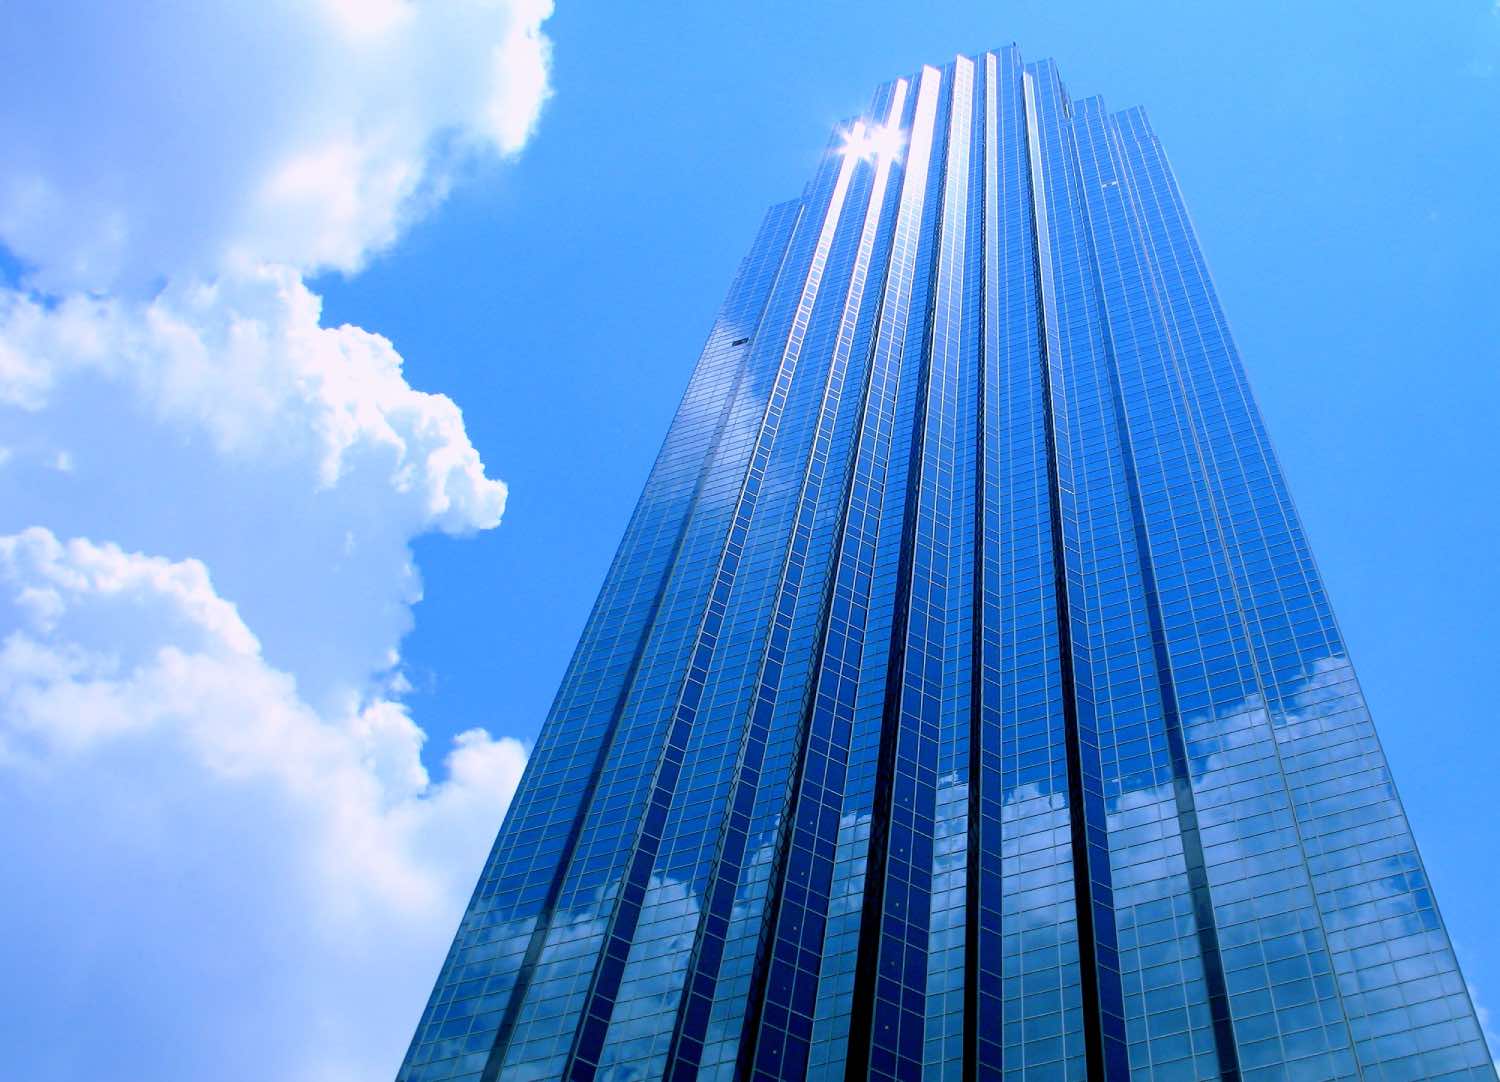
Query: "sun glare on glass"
838 120 905 164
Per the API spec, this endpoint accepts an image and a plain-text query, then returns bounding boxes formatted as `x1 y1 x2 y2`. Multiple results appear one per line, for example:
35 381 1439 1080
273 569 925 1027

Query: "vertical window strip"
1067 96 1244 1082
739 65 943 1082
455 201 806 1082
659 75 911 1081
842 58 963 1082
1022 66 1129 1082
557 129 867 1082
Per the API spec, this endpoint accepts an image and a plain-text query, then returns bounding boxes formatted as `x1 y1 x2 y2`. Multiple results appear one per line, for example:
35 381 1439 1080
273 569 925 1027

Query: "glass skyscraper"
399 47 1491 1082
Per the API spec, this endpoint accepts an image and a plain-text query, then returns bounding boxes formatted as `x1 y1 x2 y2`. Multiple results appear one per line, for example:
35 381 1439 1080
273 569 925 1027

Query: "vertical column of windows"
967 53 1093 1082
589 86 901 1082
660 79 912 1082
397 201 801 1082
1022 62 1132 1081
965 47 1057 1081
587 161 876 1078
727 65 942 1082
1067 93 1243 1082
1109 106 1364 1080
965 48 1004 1082
920 53 984 1080
557 128 868 1082
1087 99 1358 1081
827 62 953 1082
841 52 975 1082
687 79 920 1082
1115 107 1492 1080
494 147 853 1081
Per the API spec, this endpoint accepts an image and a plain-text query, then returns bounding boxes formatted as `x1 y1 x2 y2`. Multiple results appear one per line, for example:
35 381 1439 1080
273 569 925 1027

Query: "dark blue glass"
397 48 1493 1082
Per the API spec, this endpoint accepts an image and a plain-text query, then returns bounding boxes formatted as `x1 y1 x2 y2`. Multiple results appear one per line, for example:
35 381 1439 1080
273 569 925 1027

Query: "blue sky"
1 3 1497 1078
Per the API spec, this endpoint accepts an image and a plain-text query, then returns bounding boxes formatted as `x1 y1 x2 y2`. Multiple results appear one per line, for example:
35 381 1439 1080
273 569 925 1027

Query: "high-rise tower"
399 47 1492 1082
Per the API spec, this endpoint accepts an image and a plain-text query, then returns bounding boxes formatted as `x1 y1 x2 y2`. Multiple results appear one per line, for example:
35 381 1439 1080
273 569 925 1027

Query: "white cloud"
0 528 527 1081
0 268 505 530
0 2 554 1079
0 1 547 716
0 268 506 714
0 0 554 294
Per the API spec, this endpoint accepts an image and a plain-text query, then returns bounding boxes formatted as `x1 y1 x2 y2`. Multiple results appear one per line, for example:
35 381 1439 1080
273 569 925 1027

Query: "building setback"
398 47 1493 1082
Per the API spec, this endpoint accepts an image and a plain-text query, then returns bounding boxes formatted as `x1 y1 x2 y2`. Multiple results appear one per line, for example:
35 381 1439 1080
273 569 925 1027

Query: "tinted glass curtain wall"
399 48 1492 1082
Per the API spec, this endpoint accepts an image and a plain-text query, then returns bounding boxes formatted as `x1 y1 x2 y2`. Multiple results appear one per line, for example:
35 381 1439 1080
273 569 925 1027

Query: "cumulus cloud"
0 529 527 1080
0 2 555 1079
0 268 505 712
0 270 503 526
0 0 554 293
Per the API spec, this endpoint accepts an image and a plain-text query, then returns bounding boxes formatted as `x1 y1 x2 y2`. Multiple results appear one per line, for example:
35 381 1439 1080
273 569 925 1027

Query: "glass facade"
398 48 1492 1082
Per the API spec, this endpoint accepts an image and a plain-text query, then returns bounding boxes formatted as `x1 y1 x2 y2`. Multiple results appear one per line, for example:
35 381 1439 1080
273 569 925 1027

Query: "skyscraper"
398 46 1492 1082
